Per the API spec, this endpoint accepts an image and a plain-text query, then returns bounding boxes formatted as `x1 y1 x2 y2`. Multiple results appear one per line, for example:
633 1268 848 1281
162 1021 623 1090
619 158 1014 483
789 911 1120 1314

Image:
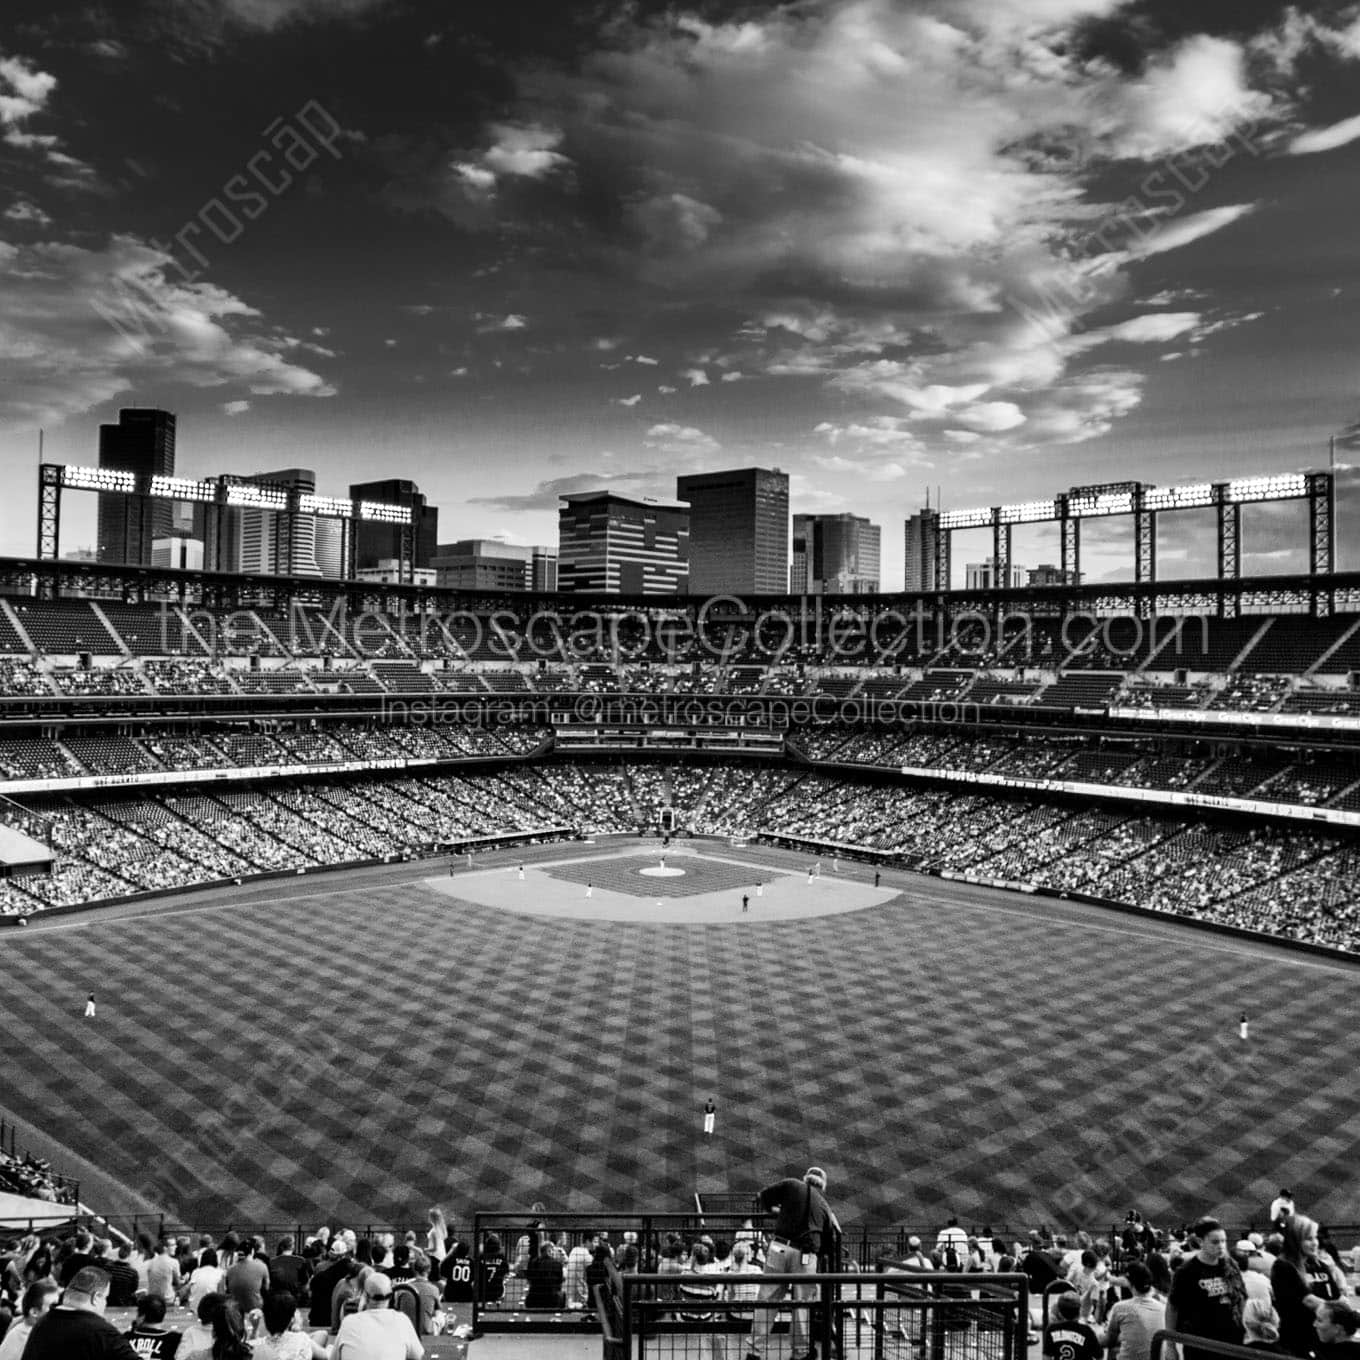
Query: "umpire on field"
744 1166 840 1360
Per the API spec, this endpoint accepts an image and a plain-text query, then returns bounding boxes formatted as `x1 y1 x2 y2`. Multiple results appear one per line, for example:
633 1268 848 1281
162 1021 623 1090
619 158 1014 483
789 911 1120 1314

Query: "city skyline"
2 0 1360 587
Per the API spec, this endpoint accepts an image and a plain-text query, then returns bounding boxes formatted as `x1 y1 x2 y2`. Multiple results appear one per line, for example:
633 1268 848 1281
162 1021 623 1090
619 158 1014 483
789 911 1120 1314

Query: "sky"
1 0 1359 588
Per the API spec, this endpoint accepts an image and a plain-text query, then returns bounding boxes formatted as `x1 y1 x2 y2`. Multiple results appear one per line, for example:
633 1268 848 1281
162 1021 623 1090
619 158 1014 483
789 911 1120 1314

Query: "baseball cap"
805 1166 827 1187
364 1271 394 1300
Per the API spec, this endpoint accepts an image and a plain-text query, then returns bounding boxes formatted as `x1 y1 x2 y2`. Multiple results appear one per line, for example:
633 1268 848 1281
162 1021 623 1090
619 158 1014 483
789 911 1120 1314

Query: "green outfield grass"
2 843 1358 1235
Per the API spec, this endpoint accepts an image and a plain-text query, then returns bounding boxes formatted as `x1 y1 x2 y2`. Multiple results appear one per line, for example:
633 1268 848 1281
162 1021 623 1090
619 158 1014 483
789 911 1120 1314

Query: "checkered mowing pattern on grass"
2 862 1360 1229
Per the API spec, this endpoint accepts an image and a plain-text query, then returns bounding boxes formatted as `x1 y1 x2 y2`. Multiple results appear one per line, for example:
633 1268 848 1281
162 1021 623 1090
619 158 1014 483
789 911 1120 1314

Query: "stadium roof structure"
0 821 52 878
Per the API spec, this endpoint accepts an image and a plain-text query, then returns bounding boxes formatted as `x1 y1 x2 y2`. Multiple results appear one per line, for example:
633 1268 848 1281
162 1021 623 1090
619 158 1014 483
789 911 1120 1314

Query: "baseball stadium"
1 467 1359 1359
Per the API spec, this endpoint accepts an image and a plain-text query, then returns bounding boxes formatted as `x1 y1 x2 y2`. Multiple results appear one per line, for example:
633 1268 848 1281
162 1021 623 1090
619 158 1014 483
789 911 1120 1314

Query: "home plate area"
429 844 893 922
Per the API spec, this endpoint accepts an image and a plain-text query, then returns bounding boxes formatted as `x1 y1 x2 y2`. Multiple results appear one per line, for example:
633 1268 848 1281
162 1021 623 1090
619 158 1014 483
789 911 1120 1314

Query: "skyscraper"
557 492 689 594
225 469 322 577
349 478 439 577
903 506 940 592
96 408 176 566
791 513 881 594
675 467 789 595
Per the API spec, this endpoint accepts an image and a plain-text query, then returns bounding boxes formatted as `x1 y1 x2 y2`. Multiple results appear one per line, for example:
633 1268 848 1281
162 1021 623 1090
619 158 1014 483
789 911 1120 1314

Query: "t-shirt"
105 1260 142 1308
145 1255 181 1303
252 1332 316 1360
0 1318 35 1360
477 1254 508 1303
268 1254 312 1296
332 1307 424 1359
1271 1258 1343 1357
757 1178 835 1254
1105 1294 1168 1360
440 1253 475 1303
122 1323 183 1359
226 1255 269 1309
1045 1322 1103 1360
1170 1255 1246 1356
19 1306 141 1359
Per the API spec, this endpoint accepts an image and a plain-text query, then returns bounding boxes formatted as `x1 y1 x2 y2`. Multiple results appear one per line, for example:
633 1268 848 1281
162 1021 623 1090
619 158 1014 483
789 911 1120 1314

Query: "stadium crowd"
0 760 1357 951
2 1203 1358 1359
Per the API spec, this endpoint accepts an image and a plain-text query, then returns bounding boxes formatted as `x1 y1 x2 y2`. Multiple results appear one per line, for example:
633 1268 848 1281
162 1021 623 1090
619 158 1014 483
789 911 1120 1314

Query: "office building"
966 559 1027 590
903 506 939 592
96 408 176 566
675 467 788 595
557 492 689 595
349 478 438 577
151 536 204 572
1027 562 1082 587
226 468 322 577
433 539 537 592
314 517 345 579
530 546 558 593
790 513 881 594
356 560 436 586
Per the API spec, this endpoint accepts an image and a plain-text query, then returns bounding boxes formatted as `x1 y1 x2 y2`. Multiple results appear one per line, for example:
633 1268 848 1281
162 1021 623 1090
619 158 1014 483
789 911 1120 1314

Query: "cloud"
657 384 677 394
222 399 251 415
643 422 720 454
814 453 909 481
482 124 570 179
3 199 50 225
1288 113 1360 156
681 367 709 387
213 0 393 30
631 354 659 365
0 53 96 186
628 193 722 253
1131 204 1256 258
720 371 743 382
611 394 642 406
0 233 335 427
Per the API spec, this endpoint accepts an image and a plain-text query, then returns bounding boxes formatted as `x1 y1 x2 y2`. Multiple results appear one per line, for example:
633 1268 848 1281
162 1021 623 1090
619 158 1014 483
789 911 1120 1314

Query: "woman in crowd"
180 1298 252 1360
178 1294 225 1360
250 1290 328 1360
1271 1214 1351 1357
426 1207 449 1262
187 1247 224 1312
1242 1298 1286 1353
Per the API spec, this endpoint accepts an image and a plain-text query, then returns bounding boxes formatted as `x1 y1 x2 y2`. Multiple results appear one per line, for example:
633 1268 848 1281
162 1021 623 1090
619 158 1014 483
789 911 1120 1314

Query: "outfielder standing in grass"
703 1098 716 1136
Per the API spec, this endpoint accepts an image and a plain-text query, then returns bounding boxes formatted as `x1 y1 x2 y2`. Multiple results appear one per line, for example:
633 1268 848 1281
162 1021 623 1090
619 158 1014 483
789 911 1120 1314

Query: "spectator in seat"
122 1292 181 1360
178 1294 224 1360
1046 1291 1102 1360
1314 1302 1360 1360
439 1241 474 1305
0 1280 57 1360
19 1265 138 1360
309 1231 353 1329
268 1237 311 1298
145 1239 182 1306
58 1229 98 1287
332 1271 424 1360
251 1289 328 1360
565 1229 600 1308
180 1298 252 1360
476 1234 508 1306
1104 1260 1165 1360
105 1243 141 1308
425 1209 449 1264
1271 1215 1349 1358
186 1247 224 1312
1242 1298 1285 1352
524 1241 565 1309
226 1236 269 1314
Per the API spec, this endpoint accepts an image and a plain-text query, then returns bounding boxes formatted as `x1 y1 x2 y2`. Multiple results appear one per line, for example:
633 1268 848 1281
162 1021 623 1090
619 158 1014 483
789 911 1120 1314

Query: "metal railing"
605 1266 1030 1360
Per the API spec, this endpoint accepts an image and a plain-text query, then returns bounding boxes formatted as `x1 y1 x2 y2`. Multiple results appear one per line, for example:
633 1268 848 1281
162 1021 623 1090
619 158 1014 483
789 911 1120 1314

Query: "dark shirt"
441 1252 475 1303
268 1252 312 1296
309 1256 351 1326
58 1252 98 1287
1021 1249 1061 1291
105 1259 141 1308
122 1323 182 1359
525 1255 565 1309
478 1253 508 1304
1046 1322 1103 1360
1169 1255 1246 1358
1272 1259 1343 1358
21 1306 140 1359
757 1178 834 1255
